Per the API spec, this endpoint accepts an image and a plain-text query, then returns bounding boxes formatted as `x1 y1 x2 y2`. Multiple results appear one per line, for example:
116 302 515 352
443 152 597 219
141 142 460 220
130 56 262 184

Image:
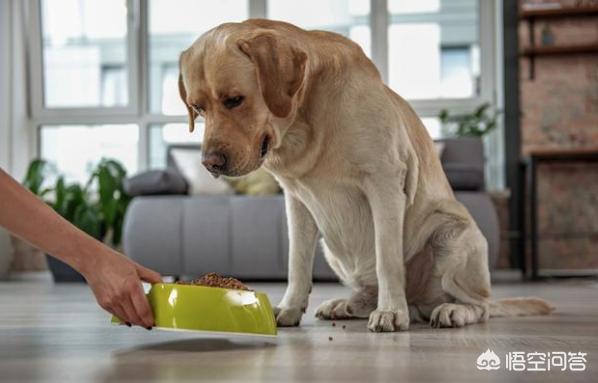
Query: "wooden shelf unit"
520 5 598 19
519 5 598 79
521 43 598 57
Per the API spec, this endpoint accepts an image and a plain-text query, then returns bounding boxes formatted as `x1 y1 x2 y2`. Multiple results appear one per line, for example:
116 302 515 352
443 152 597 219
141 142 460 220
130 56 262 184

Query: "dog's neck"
264 108 324 179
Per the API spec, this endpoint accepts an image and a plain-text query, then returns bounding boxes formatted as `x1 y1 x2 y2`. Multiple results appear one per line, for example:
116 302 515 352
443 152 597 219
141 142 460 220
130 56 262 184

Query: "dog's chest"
285 179 375 256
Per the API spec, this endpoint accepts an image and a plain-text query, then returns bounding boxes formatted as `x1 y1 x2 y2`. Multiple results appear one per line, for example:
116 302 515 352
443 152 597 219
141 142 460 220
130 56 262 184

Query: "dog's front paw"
368 308 410 332
274 306 304 327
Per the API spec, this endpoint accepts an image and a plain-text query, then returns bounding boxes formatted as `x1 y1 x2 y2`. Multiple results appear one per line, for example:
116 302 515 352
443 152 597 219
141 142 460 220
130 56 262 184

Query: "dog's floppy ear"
237 32 307 118
178 53 198 133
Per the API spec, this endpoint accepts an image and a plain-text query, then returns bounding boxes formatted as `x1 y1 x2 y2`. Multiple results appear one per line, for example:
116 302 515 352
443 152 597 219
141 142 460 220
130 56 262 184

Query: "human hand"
81 247 162 328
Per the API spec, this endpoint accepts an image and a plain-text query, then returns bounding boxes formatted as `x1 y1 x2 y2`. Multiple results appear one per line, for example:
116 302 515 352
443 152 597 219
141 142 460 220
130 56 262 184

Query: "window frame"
28 0 141 119
376 0 497 117
27 0 500 179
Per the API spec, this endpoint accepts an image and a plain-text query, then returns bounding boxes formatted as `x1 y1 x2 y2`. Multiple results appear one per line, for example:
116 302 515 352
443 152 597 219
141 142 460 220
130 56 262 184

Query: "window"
40 124 138 183
421 117 442 139
101 65 128 106
149 123 203 169
268 0 371 57
30 1 500 186
148 0 249 115
144 0 249 166
40 0 129 107
387 0 480 100
440 47 478 98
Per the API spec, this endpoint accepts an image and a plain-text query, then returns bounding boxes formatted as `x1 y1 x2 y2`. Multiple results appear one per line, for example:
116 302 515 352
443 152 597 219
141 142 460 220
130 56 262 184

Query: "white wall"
1 0 11 170
0 0 34 276
1 0 32 177
0 0 14 276
10 0 34 180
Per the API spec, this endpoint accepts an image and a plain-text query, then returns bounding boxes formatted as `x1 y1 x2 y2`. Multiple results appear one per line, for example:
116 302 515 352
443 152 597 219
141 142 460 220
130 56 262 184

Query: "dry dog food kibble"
177 272 250 291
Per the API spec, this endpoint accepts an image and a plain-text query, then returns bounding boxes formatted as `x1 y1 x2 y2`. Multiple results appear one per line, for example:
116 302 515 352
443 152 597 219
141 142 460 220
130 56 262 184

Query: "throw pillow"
225 168 281 196
124 168 188 196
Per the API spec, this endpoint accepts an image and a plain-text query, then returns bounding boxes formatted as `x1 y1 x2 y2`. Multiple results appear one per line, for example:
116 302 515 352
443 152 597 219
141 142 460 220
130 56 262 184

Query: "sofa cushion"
443 164 485 191
182 196 232 276
123 197 184 275
124 168 188 196
438 137 484 164
437 137 485 191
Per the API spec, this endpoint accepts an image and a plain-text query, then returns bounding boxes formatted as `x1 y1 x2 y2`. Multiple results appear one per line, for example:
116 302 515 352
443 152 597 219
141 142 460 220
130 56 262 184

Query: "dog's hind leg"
315 286 377 319
430 303 487 328
427 214 492 328
315 240 378 320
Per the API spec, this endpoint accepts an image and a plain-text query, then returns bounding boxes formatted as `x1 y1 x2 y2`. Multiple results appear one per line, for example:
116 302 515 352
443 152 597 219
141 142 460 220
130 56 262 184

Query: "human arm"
0 168 161 328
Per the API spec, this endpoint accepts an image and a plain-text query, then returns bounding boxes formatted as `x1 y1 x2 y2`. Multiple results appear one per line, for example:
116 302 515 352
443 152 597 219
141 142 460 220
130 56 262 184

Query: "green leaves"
50 178 102 240
438 103 501 137
72 201 102 242
90 159 131 246
21 157 130 247
22 159 51 196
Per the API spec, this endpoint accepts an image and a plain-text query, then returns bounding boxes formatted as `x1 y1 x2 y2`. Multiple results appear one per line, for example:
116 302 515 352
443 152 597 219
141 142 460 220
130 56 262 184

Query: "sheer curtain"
0 0 12 170
0 0 40 277
0 0 32 179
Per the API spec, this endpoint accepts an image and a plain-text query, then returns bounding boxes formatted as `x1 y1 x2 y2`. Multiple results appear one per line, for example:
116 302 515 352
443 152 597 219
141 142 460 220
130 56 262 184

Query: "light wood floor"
0 280 597 382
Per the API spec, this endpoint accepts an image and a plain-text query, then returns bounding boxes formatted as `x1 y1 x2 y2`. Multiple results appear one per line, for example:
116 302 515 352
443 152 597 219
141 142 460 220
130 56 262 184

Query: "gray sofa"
123 137 499 280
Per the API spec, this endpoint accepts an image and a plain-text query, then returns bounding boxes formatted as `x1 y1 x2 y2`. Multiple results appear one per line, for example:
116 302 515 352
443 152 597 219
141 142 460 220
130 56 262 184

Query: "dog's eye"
223 96 244 110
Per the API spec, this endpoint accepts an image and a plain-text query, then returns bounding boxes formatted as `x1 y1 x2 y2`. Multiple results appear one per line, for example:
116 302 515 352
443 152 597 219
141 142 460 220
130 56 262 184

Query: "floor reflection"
113 337 277 354
99 337 279 382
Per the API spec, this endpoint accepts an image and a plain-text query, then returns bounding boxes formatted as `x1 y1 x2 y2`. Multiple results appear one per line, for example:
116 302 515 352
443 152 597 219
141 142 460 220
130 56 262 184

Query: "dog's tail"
489 297 555 318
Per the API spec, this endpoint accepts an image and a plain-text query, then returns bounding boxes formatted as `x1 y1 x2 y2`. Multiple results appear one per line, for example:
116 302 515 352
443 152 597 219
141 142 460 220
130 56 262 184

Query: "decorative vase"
0 230 12 280
45 255 86 283
9 235 48 271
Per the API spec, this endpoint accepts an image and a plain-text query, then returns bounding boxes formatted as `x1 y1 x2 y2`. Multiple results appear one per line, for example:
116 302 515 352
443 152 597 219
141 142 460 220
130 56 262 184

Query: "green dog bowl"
112 283 277 337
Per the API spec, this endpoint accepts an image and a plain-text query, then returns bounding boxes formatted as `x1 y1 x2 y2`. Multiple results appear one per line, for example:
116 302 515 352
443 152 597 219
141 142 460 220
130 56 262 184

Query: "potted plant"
438 102 502 181
438 103 500 138
21 158 131 282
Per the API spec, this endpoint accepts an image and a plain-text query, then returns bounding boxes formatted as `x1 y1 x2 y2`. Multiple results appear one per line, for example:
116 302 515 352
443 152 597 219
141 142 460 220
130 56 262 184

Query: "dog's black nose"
202 150 227 174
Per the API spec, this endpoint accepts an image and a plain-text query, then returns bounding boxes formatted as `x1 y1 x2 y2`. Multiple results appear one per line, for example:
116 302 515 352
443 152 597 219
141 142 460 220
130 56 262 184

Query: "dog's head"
178 24 308 177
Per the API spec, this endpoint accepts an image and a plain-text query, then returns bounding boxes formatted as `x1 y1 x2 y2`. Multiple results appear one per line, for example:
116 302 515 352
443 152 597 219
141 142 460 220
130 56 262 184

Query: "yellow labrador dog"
178 19 552 332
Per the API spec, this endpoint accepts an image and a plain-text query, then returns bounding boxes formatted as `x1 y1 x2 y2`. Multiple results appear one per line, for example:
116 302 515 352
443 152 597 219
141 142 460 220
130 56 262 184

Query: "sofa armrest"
455 192 500 268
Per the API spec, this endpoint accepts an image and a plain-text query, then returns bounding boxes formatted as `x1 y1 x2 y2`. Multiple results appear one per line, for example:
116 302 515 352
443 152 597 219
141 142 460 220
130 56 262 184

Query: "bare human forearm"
0 168 102 273
0 168 161 328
